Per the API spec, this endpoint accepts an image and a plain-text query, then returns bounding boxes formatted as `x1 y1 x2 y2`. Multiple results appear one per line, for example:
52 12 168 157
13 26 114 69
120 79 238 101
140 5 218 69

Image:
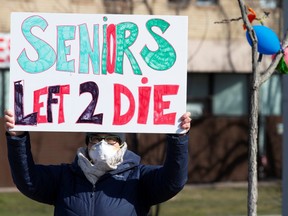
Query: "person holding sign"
4 110 191 216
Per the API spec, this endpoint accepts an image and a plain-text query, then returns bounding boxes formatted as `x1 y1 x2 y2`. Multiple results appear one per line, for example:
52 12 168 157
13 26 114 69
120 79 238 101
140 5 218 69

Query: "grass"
0 192 53 216
152 182 282 216
0 182 282 216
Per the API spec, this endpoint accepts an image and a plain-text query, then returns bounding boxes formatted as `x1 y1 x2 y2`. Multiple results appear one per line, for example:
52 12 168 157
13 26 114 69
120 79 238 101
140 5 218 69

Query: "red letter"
106 24 116 73
113 84 135 125
56 85 70 123
137 86 151 124
33 86 48 123
154 85 179 125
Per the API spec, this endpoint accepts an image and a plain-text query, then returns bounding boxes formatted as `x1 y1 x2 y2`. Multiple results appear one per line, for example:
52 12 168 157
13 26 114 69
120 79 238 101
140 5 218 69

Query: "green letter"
56 26 75 72
79 24 100 74
116 22 141 75
18 15 56 73
141 19 176 71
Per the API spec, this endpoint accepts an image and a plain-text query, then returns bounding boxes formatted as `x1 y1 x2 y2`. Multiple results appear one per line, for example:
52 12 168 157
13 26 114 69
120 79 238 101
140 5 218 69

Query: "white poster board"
10 12 188 133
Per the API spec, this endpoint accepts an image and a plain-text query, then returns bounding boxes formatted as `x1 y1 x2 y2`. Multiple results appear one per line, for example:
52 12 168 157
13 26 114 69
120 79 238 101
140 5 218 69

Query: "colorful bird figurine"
243 7 256 30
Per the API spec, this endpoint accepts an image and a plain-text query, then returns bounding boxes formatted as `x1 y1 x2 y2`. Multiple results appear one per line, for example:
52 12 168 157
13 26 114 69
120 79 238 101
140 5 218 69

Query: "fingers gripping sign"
179 112 191 133
4 110 24 136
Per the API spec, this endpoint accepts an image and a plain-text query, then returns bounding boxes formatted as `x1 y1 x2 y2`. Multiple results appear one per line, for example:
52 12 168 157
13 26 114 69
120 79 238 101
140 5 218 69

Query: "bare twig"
260 52 283 85
214 11 269 25
260 29 288 85
214 17 242 24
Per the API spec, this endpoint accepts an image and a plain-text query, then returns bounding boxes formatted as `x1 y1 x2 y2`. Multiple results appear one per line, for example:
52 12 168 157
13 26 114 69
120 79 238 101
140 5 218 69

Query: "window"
187 74 210 118
187 73 282 117
259 0 278 9
103 0 132 14
187 73 248 117
168 0 189 3
213 74 248 116
260 74 282 115
196 0 217 6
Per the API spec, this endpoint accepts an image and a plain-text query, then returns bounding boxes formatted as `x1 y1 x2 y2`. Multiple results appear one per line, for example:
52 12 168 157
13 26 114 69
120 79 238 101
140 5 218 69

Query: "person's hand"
180 112 191 133
4 110 24 137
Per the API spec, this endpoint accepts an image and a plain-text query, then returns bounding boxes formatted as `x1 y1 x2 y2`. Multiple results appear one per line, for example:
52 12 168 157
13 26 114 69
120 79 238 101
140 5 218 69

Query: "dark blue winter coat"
7 132 188 216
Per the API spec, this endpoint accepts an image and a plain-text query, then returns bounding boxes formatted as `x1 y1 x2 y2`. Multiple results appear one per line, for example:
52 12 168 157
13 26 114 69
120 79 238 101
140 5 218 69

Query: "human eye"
105 135 119 144
90 136 102 143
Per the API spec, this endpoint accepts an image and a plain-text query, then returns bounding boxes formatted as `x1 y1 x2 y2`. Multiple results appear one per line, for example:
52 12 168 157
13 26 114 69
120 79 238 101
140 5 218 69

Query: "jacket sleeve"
6 132 61 205
139 134 189 206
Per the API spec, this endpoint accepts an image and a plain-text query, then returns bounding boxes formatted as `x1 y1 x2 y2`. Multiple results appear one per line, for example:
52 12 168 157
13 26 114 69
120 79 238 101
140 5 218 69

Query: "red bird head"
243 7 256 30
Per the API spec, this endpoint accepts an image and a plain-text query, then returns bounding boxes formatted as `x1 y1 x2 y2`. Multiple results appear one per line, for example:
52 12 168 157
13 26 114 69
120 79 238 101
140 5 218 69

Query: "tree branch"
237 1 286 216
260 29 288 85
237 1 260 216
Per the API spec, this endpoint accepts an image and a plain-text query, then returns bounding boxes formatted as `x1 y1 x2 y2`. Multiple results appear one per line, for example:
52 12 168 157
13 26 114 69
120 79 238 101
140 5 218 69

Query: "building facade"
0 0 283 186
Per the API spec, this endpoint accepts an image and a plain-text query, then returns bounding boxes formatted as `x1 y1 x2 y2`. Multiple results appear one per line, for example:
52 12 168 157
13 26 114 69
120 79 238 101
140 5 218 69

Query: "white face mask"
88 140 119 164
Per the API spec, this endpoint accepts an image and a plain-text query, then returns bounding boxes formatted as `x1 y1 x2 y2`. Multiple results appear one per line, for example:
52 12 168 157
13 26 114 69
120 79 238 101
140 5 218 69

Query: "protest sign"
9 12 188 133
